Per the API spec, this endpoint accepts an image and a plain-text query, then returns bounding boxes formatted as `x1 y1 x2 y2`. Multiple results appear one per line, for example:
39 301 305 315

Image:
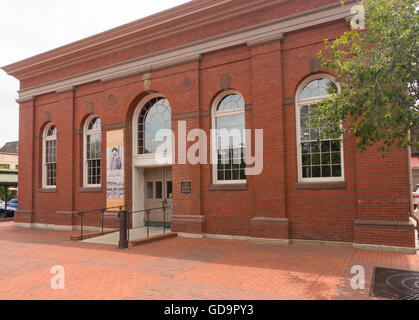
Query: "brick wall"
15 1 416 248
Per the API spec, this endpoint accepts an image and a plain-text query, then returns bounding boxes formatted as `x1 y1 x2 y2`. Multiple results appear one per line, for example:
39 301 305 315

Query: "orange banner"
106 130 124 211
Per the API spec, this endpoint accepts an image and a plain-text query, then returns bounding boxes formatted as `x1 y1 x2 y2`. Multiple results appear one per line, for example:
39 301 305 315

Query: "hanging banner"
106 129 125 210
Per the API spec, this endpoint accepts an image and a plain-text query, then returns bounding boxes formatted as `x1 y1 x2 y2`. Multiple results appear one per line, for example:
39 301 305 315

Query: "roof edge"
2 0 277 79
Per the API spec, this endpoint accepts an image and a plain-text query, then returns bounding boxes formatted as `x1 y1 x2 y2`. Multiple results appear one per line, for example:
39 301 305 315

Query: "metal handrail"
125 201 171 241
78 205 126 216
77 202 171 249
127 206 169 215
78 205 126 239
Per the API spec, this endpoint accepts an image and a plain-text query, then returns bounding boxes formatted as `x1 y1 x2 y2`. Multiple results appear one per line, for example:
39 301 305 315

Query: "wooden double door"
144 167 172 227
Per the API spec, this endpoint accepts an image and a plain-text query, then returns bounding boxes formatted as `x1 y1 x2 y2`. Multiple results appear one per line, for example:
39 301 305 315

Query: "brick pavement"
0 221 418 300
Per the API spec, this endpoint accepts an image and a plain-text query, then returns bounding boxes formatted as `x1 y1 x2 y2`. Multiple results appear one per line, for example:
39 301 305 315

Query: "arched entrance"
131 93 173 229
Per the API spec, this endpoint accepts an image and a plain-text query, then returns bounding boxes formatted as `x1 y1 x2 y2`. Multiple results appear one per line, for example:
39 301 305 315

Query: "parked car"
0 200 4 214
413 185 419 210
5 198 17 217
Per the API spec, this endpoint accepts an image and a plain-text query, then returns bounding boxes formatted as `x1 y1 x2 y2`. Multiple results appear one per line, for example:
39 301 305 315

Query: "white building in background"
0 141 18 170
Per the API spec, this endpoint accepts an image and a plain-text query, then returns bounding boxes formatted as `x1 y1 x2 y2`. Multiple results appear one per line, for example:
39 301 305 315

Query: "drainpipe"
407 133 419 227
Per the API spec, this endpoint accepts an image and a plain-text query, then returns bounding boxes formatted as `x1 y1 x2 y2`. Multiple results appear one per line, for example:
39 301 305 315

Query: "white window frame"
132 93 173 167
295 74 345 183
211 90 247 185
42 123 57 189
83 115 102 188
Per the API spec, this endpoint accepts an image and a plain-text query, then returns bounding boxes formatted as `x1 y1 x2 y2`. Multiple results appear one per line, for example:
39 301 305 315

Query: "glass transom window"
300 78 338 100
138 97 172 155
296 76 344 181
214 93 246 183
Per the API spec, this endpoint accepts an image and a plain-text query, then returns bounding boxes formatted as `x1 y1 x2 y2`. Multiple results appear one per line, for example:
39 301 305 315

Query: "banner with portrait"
106 129 125 210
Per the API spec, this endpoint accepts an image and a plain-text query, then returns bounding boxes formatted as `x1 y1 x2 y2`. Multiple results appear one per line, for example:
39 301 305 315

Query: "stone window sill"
79 187 102 193
38 188 57 193
294 181 347 190
209 183 248 191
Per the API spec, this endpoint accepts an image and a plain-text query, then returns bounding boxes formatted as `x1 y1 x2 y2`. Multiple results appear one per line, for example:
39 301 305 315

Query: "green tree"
311 0 418 153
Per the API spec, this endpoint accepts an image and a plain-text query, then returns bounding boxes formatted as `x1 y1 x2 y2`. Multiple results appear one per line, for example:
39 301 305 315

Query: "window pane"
86 131 101 185
147 182 153 199
140 97 172 155
302 143 310 154
331 141 341 152
87 159 101 185
155 181 163 199
321 141 331 153
311 142 320 153
312 154 320 165
88 117 101 131
232 170 240 180
300 105 309 116
297 78 342 180
310 128 319 141
302 166 311 178
332 152 341 164
322 165 331 177
225 170 231 180
45 132 57 187
321 153 331 165
300 140 343 179
46 163 56 186
218 170 225 181
167 181 172 199
300 116 309 130
332 165 342 177
301 129 310 141
302 155 311 166
47 125 57 137
217 94 245 112
300 79 337 99
312 166 321 178
215 107 246 182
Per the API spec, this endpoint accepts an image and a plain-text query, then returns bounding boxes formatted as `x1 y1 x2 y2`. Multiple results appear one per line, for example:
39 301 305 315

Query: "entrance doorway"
144 167 172 227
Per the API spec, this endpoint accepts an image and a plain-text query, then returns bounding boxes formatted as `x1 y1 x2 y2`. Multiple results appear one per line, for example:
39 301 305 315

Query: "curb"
130 232 178 247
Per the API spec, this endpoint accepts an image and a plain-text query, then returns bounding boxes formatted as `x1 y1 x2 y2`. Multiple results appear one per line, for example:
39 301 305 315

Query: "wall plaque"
181 181 192 194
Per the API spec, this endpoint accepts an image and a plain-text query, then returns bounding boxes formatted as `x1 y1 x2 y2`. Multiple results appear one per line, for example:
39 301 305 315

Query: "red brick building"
3 0 417 252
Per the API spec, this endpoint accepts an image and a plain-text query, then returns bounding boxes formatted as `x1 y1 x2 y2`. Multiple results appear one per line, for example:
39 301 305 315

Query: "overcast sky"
0 0 190 148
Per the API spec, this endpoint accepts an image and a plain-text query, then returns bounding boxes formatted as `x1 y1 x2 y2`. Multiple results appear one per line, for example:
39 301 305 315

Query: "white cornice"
247 33 284 47
3 0 286 79
16 1 357 101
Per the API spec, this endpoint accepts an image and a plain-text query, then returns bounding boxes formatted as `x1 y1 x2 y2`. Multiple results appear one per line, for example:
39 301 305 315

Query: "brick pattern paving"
0 221 418 300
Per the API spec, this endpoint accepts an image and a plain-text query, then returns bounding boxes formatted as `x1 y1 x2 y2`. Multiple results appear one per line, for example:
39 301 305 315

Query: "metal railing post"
80 214 84 240
119 210 129 249
101 210 104 234
146 210 150 238
162 200 167 235
127 212 130 243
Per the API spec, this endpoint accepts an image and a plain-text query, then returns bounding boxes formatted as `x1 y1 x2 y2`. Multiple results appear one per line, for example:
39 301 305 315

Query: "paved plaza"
0 221 418 300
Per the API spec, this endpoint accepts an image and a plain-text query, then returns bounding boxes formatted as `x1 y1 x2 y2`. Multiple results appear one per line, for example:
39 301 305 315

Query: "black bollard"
119 210 129 249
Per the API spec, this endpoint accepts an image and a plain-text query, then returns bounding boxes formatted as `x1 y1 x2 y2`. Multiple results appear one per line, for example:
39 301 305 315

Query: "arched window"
296 75 344 181
137 97 172 155
43 124 57 188
84 116 102 187
212 91 246 184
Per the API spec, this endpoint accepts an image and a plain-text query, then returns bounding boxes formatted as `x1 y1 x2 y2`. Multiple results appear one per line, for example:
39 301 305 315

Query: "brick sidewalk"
0 221 418 300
